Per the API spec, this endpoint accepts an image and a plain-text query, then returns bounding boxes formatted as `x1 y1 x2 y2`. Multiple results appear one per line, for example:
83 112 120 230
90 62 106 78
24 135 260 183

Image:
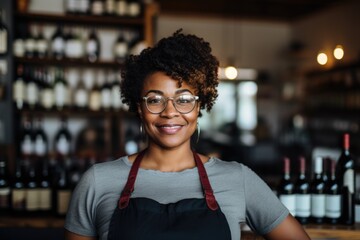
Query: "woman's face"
138 72 200 149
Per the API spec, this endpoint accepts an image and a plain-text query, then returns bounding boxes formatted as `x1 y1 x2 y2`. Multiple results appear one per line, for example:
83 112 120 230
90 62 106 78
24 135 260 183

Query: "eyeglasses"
142 94 199 114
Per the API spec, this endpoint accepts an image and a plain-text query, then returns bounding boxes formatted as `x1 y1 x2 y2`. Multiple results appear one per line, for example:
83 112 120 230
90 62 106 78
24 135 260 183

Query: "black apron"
108 150 231 240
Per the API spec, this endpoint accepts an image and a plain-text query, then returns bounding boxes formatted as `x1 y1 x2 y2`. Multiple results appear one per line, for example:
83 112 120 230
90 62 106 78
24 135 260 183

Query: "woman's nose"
160 99 179 118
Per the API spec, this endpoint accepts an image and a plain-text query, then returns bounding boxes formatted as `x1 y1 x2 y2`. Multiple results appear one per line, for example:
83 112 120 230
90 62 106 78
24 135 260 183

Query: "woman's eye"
148 96 163 104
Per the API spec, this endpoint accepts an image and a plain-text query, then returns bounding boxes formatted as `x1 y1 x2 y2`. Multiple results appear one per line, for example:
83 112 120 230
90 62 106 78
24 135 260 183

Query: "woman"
65 30 310 240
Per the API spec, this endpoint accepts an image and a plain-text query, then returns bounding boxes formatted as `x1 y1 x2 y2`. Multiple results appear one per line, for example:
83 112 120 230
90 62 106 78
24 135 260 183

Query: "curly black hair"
120 29 219 116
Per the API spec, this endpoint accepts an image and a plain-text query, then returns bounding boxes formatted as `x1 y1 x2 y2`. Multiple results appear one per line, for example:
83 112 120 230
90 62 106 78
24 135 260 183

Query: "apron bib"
108 150 231 240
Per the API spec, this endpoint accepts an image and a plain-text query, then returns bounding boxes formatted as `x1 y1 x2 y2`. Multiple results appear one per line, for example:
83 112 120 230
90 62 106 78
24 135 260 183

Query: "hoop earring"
139 123 147 142
196 121 200 144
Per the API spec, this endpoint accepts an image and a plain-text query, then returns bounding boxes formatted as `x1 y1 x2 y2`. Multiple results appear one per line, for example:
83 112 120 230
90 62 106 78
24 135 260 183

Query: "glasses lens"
174 95 196 113
146 95 166 113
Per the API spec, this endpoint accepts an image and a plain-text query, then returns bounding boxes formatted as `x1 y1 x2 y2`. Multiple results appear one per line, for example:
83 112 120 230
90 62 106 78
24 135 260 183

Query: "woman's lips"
157 124 183 134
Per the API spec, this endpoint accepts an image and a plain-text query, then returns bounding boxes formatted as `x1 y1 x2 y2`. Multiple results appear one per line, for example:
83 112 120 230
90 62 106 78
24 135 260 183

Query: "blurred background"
0 0 360 239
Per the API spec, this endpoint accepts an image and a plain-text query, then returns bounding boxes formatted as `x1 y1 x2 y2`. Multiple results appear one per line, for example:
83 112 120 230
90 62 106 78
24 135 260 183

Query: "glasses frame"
142 94 199 114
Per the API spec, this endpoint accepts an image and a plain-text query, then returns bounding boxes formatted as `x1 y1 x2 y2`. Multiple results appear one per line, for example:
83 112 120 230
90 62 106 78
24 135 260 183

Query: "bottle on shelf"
86 28 100 63
111 71 123 111
65 0 78 15
35 25 49 59
115 0 128 16
89 76 102 111
336 133 356 225
294 156 311 224
277 157 296 216
13 64 26 110
39 159 52 212
101 72 112 110
113 31 128 64
11 160 26 212
91 0 105 15
0 8 8 56
127 0 142 17
0 156 10 213
33 117 48 162
24 160 41 212
325 158 341 224
51 25 65 60
53 158 72 217
54 117 72 158
105 0 116 16
13 25 26 58
40 68 55 110
65 27 84 60
25 66 40 109
54 68 69 111
20 116 34 159
24 25 36 58
310 156 326 224
73 72 89 110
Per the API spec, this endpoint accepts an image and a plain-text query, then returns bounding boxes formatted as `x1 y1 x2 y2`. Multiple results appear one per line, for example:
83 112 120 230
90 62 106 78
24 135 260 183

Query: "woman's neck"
140 145 196 172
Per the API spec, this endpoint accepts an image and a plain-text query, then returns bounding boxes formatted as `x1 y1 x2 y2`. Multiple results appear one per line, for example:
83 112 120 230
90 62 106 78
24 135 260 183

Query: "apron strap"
118 150 146 209
193 151 219 211
118 149 219 211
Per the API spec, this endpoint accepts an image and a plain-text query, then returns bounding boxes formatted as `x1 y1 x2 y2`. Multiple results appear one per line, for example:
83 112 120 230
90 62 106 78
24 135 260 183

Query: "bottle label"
13 79 25 101
65 39 84 58
311 194 325 217
0 30 8 54
128 3 140 17
92 1 104 15
14 39 25 57
0 188 10 208
39 188 52 210
26 188 40 211
52 37 65 53
344 169 354 193
106 0 115 14
25 38 36 52
116 1 127 16
21 135 33 155
57 190 71 215
36 40 48 54
86 40 97 54
79 0 90 13
54 83 67 107
12 189 26 210
114 42 128 58
111 85 122 109
75 89 88 107
34 135 47 156
325 194 341 218
27 82 39 105
41 88 54 109
295 194 311 217
56 135 71 155
101 89 112 108
89 91 101 110
279 194 296 216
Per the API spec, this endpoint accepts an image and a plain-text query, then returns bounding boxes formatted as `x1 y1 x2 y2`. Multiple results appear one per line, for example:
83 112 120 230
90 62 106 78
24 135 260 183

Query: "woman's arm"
263 214 311 240
65 230 97 240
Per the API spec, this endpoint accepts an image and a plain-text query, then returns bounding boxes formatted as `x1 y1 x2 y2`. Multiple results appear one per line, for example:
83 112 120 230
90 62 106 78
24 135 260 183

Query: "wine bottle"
310 156 326 224
113 31 128 64
13 64 26 110
91 0 105 15
101 72 112 110
51 25 65 60
33 117 48 161
40 68 55 110
89 77 101 111
35 25 48 59
39 159 52 212
0 157 10 213
115 0 127 16
54 158 72 216
336 133 356 225
79 0 91 15
277 157 296 216
73 72 89 110
0 8 8 56
54 68 69 111
54 117 72 158
11 160 26 212
111 71 122 110
20 117 34 158
25 66 40 109
105 0 116 16
24 25 36 58
25 161 41 212
325 158 341 224
86 28 100 63
127 0 142 17
294 156 311 224
13 25 26 58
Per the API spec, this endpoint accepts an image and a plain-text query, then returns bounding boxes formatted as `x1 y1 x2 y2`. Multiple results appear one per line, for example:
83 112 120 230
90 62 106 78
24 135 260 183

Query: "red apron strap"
193 151 219 211
118 150 146 209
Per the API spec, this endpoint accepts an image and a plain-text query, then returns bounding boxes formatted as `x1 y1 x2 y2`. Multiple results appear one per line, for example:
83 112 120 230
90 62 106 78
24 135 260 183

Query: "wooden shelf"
14 12 144 28
15 57 123 68
17 108 134 118
0 215 65 228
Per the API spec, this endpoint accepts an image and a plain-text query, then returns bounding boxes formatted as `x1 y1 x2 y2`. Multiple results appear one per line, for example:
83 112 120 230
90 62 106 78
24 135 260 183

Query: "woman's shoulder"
91 155 131 176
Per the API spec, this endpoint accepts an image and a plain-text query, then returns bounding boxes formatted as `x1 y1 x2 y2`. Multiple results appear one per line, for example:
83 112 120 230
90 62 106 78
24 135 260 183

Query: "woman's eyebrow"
144 90 163 95
144 89 193 95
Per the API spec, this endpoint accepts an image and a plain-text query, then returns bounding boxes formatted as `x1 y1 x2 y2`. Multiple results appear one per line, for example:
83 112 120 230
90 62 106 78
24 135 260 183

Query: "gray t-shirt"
65 156 288 240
